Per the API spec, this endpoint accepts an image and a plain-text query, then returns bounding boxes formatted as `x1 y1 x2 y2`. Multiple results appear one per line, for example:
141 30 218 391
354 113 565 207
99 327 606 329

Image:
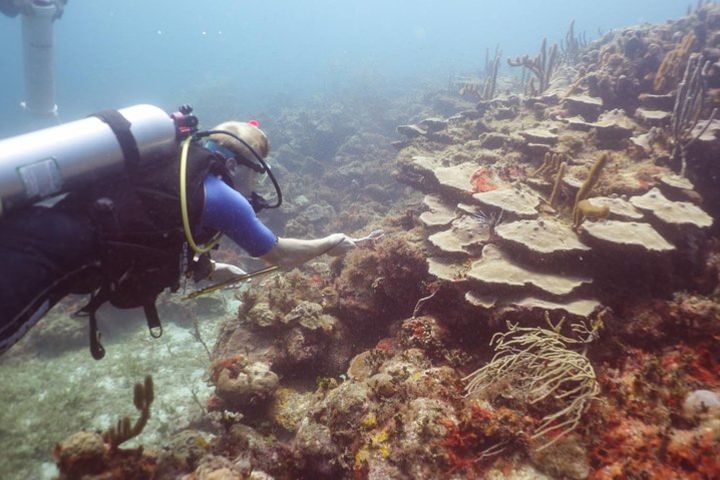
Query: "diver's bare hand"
325 233 357 257
326 229 384 256
350 229 384 248
208 261 246 282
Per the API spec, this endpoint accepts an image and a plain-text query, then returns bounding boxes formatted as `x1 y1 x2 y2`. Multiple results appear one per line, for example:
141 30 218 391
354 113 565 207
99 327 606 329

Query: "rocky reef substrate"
6 6 720 480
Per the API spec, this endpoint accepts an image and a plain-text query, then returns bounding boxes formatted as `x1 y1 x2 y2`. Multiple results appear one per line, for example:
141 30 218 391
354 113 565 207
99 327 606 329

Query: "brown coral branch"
560 20 588 65
572 199 610 230
412 290 438 318
508 38 559 95
571 153 609 224
532 152 563 178
482 48 502 101
102 375 154 452
549 161 567 207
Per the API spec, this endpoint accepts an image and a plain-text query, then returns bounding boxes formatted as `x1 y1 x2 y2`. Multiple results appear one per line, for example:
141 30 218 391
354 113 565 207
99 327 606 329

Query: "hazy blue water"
0 0 688 135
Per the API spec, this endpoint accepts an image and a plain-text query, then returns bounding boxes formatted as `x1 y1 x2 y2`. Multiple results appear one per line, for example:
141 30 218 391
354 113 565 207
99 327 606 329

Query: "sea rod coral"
464 317 601 451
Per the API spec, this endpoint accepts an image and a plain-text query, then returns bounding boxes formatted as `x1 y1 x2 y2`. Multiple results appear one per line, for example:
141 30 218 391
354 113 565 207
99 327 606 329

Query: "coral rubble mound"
389 8 720 476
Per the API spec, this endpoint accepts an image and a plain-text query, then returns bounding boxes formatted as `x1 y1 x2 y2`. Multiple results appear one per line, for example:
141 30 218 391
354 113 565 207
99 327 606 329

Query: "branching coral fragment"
458 46 502 101
671 53 718 176
508 38 559 95
573 199 610 230
531 152 564 178
463 317 601 451
548 161 567 208
102 375 154 451
572 153 609 225
560 20 587 65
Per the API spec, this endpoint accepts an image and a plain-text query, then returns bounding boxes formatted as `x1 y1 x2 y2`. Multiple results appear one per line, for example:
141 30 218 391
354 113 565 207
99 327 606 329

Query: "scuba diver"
0 104 373 359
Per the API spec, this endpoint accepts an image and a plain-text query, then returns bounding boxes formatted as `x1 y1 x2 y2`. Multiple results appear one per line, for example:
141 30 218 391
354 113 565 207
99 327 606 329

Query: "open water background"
0 0 686 136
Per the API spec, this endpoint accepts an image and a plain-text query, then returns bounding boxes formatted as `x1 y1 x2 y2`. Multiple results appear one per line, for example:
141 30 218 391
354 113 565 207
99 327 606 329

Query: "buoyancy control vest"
64 141 230 359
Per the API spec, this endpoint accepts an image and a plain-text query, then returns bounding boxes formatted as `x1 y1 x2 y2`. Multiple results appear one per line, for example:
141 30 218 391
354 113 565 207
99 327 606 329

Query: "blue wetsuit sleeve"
200 175 278 257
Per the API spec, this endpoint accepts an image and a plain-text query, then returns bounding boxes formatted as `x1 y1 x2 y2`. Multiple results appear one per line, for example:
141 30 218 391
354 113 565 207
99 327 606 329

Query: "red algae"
470 166 498 193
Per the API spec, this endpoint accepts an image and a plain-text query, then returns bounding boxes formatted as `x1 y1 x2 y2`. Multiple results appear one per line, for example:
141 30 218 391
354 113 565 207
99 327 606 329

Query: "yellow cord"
179 136 221 254
183 265 279 300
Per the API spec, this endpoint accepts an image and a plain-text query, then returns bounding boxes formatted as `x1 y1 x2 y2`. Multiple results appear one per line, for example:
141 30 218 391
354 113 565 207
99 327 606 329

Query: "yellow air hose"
179 136 221 254
183 264 280 300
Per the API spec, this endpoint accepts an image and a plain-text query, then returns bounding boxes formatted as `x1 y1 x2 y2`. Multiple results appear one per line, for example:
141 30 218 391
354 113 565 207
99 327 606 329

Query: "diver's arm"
260 234 355 269
201 175 357 269
201 175 279 257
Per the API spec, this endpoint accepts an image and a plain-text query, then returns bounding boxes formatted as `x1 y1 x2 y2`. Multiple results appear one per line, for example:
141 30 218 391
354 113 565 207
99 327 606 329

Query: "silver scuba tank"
0 104 183 217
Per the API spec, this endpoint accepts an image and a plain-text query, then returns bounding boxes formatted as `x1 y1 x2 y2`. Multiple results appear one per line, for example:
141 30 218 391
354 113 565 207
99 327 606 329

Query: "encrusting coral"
330 234 429 336
654 32 696 93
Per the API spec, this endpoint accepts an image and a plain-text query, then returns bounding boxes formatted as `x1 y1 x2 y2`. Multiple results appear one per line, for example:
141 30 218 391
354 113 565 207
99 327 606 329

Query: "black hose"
194 129 283 209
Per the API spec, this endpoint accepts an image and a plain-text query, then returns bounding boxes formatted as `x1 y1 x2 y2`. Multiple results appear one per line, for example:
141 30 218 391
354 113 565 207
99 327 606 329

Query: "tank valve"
171 105 199 139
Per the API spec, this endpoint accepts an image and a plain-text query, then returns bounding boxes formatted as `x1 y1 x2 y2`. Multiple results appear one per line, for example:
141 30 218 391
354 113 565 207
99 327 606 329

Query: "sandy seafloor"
0 291 239 479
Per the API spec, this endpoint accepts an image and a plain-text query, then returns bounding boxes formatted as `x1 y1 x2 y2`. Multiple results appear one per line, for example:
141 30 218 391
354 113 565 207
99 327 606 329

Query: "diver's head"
209 120 269 161
208 120 269 194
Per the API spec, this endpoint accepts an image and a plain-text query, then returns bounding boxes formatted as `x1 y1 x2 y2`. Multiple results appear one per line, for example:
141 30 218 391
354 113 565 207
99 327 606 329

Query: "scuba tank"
0 104 197 217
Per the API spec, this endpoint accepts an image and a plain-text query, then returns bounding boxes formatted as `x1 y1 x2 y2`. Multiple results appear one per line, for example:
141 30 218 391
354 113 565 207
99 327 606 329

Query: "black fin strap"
88 311 105 360
144 303 163 339
78 288 110 360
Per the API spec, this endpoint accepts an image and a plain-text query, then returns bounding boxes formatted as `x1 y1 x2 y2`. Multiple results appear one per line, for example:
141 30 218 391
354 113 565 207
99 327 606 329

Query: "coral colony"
15 5 720 480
